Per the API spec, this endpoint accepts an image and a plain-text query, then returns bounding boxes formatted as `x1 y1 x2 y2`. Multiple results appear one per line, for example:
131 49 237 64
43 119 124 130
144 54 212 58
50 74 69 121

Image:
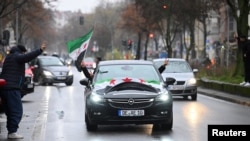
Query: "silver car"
153 58 198 100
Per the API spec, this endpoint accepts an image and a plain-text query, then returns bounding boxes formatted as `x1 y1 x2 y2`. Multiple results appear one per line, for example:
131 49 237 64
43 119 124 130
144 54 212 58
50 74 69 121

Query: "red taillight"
0 79 6 87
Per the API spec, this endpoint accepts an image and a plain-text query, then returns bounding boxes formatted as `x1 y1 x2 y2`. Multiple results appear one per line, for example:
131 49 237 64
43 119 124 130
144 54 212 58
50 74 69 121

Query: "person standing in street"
0 42 46 139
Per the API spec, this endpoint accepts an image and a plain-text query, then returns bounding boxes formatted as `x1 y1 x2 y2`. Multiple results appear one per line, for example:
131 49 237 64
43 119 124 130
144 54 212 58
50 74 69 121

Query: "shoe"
8 132 24 139
244 82 250 86
240 81 246 85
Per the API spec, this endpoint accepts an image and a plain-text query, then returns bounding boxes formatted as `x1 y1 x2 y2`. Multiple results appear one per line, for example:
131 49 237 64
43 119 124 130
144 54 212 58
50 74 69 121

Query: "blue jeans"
0 90 23 134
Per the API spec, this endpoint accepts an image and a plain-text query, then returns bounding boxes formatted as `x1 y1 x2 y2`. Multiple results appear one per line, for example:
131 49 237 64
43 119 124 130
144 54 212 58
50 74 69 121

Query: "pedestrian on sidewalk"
0 42 46 139
237 35 250 86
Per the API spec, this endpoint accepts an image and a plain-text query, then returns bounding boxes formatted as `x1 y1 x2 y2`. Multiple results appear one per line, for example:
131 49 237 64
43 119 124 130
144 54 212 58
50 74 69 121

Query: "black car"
30 56 74 86
80 60 175 131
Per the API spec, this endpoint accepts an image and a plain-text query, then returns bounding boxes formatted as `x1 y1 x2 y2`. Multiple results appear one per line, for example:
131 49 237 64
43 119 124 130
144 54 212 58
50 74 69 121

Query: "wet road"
1 67 250 141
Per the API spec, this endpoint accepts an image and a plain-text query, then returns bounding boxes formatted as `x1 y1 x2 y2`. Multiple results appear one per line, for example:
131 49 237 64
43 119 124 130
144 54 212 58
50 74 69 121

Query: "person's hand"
41 41 47 51
163 58 169 66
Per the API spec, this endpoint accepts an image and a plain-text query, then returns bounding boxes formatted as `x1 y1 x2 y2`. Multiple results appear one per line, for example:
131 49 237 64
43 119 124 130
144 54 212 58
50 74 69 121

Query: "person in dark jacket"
80 56 102 81
237 35 250 86
158 59 169 73
0 43 46 139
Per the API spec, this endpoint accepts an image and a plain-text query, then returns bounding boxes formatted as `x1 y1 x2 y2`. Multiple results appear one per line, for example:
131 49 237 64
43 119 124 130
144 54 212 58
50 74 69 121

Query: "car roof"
38 55 59 59
153 58 186 62
99 60 154 66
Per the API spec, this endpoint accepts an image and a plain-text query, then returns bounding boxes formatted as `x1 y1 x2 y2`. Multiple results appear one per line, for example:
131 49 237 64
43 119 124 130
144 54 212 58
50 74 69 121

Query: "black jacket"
158 65 166 74
81 66 96 82
0 47 43 90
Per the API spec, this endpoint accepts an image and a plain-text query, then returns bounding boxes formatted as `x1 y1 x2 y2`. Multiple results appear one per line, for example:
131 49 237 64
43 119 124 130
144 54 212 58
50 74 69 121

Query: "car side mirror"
165 77 176 85
79 78 89 87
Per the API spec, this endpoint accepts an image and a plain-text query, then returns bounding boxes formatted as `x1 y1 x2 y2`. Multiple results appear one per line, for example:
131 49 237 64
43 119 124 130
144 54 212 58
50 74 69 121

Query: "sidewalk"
198 86 250 107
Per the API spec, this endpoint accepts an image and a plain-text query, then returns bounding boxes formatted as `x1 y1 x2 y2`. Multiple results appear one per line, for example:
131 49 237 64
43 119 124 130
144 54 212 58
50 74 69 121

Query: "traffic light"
122 40 127 46
2 30 10 45
162 4 168 9
127 39 132 50
149 33 154 38
79 16 84 25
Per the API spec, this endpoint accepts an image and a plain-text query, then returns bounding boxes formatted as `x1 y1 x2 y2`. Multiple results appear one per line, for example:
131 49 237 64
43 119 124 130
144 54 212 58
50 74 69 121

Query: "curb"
198 88 250 107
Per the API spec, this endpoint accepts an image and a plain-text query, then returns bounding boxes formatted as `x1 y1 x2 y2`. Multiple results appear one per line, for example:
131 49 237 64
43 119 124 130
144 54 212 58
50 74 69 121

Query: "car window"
39 57 65 66
94 64 161 83
154 60 192 73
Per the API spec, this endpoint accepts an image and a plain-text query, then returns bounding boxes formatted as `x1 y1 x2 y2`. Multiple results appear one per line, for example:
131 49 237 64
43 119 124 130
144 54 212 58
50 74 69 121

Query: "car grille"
107 98 154 109
176 81 185 85
53 71 68 76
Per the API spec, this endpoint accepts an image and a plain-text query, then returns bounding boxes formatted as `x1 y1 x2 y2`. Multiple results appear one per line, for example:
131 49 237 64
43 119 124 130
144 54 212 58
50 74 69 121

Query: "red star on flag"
83 43 88 50
110 79 116 85
139 79 145 83
122 77 132 82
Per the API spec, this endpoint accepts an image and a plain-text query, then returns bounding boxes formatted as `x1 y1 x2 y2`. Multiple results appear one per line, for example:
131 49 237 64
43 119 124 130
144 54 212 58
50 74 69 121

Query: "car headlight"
156 91 170 101
90 93 105 103
68 70 73 76
43 70 52 76
186 78 197 85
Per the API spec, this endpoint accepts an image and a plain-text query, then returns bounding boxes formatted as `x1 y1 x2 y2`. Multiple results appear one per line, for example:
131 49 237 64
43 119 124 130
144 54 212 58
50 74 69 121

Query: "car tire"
85 113 97 131
161 112 173 130
65 80 73 86
191 94 197 101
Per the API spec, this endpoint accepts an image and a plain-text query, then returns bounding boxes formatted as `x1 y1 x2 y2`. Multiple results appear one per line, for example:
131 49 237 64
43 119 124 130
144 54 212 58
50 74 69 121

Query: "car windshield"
39 57 65 66
94 64 161 83
84 57 94 62
154 60 192 73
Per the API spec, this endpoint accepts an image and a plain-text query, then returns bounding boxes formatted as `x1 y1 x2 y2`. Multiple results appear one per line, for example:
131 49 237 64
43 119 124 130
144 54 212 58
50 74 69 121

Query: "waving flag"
66 28 94 60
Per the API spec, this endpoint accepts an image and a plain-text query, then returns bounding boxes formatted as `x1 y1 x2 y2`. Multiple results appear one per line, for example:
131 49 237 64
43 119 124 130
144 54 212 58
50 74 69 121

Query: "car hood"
42 66 69 72
161 72 194 81
93 77 166 98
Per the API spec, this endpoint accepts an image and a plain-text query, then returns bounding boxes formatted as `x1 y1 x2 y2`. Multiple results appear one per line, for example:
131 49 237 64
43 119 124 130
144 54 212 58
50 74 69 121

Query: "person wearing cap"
0 43 46 139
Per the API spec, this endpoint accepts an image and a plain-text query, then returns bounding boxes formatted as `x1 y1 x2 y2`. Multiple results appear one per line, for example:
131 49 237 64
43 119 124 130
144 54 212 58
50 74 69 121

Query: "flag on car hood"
66 28 94 60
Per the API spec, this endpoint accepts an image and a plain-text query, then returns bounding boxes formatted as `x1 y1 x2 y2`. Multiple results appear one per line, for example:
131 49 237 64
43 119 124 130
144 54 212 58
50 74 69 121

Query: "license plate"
57 76 66 80
27 84 34 88
169 85 184 90
118 110 144 117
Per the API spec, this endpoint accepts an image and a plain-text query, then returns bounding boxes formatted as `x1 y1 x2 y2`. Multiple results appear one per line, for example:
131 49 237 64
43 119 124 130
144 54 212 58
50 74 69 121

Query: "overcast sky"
54 0 119 13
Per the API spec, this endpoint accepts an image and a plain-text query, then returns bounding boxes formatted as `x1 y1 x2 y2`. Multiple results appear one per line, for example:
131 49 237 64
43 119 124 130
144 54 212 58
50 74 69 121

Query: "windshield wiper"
98 70 108 74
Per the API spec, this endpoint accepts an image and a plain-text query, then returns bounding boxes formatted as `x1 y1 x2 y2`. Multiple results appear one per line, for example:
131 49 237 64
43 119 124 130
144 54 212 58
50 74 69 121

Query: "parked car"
80 60 175 131
21 63 35 98
30 56 74 86
153 58 198 100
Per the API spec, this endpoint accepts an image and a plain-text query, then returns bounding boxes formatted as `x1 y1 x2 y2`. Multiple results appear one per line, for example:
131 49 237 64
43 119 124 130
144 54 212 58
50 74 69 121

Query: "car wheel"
65 80 73 86
85 113 97 131
161 112 173 130
191 94 197 101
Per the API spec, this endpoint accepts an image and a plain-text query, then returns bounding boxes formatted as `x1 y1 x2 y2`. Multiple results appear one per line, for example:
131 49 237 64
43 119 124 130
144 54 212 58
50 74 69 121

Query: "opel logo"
128 98 134 105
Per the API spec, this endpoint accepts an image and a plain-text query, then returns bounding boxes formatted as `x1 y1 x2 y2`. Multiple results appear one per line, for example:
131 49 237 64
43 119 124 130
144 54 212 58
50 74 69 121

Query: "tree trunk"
135 32 142 60
144 33 149 60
